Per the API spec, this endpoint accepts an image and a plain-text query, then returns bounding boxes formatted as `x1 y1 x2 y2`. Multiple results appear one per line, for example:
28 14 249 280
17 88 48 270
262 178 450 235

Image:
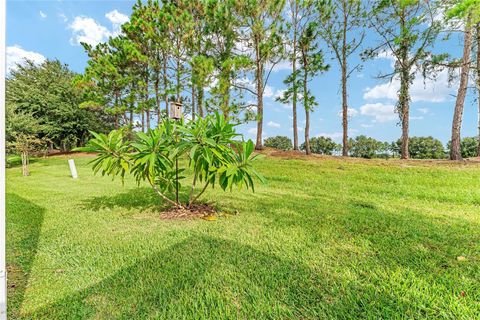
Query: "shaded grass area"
6 155 480 319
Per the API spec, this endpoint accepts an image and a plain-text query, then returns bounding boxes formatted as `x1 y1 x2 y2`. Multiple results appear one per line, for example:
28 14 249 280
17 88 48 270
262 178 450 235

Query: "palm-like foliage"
76 112 265 208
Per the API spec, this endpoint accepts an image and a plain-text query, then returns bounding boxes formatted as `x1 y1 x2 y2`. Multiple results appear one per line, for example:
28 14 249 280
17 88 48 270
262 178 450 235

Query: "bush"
396 136 445 159
264 136 293 151
349 135 383 159
77 112 265 208
447 137 478 158
300 136 340 155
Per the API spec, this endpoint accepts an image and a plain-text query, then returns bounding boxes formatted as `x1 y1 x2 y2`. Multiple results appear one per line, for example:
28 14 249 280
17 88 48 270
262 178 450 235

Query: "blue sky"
6 0 477 144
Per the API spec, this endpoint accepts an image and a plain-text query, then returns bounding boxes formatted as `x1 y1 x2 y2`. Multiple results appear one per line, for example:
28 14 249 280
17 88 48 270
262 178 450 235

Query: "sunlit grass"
6 154 480 319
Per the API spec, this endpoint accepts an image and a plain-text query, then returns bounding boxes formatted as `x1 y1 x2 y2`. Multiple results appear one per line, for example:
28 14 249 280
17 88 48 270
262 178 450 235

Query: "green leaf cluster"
76 112 265 208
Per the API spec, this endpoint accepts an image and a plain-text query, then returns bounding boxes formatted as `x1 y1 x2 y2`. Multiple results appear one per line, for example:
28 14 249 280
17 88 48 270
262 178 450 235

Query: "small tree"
396 136 445 159
301 136 339 155
6 104 48 176
348 135 382 159
461 137 480 158
264 136 293 150
76 112 265 209
447 137 479 158
263 136 292 151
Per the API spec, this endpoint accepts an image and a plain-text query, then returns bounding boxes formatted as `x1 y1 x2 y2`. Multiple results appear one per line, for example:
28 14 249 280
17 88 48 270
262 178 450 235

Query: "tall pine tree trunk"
176 50 181 102
303 49 311 155
221 72 231 118
129 107 134 128
145 72 150 130
255 38 264 150
399 12 410 160
163 52 169 116
341 7 349 157
305 107 311 155
451 18 473 160
399 67 410 159
477 23 480 157
192 84 196 121
292 4 299 151
114 90 120 129
155 75 161 126
341 59 348 157
197 87 204 117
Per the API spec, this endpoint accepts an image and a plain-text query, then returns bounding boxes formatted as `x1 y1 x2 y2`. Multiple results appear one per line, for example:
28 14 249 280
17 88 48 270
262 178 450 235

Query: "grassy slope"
6 154 480 319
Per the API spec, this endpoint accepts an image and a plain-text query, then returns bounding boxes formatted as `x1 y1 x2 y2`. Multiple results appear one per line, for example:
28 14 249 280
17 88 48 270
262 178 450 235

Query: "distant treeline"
264 135 479 159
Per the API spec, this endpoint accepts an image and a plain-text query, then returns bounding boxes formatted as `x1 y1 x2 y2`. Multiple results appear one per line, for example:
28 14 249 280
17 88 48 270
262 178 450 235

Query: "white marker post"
0 0 7 318
68 159 78 179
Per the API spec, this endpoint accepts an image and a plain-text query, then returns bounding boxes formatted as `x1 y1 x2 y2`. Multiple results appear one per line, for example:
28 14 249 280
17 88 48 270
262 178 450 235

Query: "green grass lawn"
6 154 480 319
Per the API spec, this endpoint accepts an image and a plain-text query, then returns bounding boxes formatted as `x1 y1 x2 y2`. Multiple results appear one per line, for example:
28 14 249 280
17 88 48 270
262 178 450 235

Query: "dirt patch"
263 148 310 160
48 151 97 157
159 203 218 220
29 150 98 158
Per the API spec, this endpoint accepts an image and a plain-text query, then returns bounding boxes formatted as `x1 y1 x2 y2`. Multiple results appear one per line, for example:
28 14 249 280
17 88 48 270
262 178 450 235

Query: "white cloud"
360 123 374 128
274 89 286 99
106 9 129 35
360 103 396 123
234 79 276 99
69 10 129 46
418 108 429 114
69 16 112 46
247 127 257 135
39 11 47 19
6 45 46 72
105 10 129 25
363 72 455 103
267 121 281 128
316 132 343 141
337 108 358 118
364 50 456 103
363 82 398 101
59 13 68 22
269 60 291 72
411 116 424 120
264 85 274 98
376 50 396 68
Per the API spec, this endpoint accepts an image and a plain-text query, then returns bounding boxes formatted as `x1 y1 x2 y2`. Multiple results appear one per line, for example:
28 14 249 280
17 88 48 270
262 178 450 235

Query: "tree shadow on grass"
81 186 217 214
6 156 39 168
24 235 343 320
11 189 480 319
6 193 45 319
81 187 170 213
253 190 478 266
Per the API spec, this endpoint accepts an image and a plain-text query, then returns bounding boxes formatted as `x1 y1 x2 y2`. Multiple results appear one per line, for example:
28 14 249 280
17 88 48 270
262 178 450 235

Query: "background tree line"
265 134 479 159
5 0 480 168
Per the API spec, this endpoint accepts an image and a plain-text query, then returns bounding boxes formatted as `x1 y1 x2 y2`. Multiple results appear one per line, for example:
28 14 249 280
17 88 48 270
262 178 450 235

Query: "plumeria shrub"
76 112 265 208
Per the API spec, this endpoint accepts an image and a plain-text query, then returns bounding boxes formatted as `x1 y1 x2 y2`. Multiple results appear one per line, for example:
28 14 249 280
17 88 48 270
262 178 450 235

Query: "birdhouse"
170 101 183 120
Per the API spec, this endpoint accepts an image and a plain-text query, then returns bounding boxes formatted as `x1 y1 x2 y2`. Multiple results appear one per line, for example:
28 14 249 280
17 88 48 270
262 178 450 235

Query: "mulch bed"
159 203 218 220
